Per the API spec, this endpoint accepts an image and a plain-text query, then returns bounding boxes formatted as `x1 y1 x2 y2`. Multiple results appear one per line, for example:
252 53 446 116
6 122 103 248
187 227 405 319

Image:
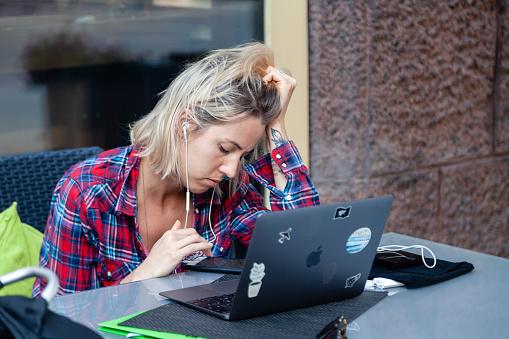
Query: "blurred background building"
0 0 507 258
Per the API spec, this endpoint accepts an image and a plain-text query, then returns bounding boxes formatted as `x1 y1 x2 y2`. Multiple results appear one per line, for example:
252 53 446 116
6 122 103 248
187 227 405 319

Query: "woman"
33 42 319 296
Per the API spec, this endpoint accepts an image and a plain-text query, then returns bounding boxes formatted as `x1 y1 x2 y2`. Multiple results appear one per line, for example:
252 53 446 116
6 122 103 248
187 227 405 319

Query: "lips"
206 178 221 185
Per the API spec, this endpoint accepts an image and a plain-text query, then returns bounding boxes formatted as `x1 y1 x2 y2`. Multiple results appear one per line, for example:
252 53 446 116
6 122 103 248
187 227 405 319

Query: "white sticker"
346 227 372 254
345 273 361 288
278 227 292 244
334 206 352 219
248 262 266 298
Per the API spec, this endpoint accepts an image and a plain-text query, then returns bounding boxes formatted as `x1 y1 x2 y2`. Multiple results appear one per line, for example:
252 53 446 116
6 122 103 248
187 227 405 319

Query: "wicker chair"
0 147 103 233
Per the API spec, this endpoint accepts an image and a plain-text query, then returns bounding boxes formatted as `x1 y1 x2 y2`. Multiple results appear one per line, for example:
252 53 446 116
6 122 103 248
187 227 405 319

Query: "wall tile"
309 1 371 181
315 169 439 241
495 2 509 153
370 1 496 175
440 156 509 257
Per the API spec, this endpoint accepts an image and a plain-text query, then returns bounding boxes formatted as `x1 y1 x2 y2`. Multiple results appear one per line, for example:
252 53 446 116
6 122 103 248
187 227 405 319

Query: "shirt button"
220 247 224 252
195 208 199 213
275 154 282 159
285 194 292 201
282 163 287 168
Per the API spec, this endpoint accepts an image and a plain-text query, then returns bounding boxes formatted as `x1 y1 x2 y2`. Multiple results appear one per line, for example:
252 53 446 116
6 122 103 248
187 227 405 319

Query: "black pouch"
369 257 474 288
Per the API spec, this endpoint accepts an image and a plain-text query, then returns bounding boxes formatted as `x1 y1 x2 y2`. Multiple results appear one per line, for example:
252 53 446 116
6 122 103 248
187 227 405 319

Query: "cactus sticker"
248 262 266 298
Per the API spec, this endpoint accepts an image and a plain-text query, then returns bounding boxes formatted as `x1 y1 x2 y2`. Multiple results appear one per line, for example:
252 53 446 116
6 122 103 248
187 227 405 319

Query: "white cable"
184 125 190 229
377 244 437 269
208 186 217 244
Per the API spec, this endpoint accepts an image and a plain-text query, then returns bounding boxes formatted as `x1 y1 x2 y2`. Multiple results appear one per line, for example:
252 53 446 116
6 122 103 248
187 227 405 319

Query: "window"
0 0 264 154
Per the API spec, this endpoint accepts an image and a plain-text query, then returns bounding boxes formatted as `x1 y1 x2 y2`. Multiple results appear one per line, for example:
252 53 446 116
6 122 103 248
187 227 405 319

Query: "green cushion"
0 202 43 297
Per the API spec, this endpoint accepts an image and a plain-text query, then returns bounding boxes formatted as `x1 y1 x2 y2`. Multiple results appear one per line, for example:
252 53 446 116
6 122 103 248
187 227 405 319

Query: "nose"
219 156 240 179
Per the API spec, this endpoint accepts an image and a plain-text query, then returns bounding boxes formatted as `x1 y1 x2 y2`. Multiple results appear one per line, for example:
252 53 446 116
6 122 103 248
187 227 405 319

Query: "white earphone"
183 122 191 229
182 122 217 244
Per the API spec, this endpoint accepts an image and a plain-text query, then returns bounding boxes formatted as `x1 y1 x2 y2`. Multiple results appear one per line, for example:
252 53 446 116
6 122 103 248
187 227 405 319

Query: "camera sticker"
345 273 361 288
346 227 372 254
278 227 292 244
334 206 351 219
248 262 266 298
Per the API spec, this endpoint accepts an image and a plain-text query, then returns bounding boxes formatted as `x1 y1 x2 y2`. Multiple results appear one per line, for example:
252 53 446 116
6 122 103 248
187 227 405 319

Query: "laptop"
159 195 393 320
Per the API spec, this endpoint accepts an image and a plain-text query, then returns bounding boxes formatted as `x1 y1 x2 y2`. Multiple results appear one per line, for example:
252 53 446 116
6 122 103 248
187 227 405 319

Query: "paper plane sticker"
278 227 292 244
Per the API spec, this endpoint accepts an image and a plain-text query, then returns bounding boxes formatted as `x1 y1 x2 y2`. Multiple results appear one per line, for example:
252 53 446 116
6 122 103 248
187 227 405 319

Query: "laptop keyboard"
212 274 241 284
189 293 235 315
198 257 245 269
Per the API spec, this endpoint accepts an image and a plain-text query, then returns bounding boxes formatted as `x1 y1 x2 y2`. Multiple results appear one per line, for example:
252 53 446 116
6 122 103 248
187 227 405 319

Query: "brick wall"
309 0 509 257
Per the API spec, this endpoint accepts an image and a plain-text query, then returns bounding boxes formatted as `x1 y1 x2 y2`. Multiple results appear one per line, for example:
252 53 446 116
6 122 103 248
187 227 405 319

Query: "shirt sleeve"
244 140 320 210
33 176 98 297
230 141 320 247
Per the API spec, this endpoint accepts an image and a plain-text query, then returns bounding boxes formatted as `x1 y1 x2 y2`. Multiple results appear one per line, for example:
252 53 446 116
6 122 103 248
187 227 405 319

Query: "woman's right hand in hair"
263 66 297 124
121 220 212 283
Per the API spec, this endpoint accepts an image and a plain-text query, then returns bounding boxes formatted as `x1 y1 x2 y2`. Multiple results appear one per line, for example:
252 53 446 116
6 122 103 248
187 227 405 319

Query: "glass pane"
0 0 263 154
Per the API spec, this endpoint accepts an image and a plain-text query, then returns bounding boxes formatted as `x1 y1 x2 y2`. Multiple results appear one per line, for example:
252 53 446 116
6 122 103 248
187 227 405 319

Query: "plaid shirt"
33 141 319 296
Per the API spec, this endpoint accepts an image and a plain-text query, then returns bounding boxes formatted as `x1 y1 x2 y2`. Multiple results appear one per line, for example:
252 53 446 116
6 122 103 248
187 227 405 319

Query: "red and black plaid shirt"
33 141 319 296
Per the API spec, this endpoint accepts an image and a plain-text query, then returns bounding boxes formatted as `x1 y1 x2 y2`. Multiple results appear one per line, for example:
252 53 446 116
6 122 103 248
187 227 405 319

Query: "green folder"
98 311 205 338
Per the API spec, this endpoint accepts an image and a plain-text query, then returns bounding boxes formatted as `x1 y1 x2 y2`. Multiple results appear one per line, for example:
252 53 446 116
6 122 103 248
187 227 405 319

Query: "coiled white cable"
208 186 217 244
377 244 437 269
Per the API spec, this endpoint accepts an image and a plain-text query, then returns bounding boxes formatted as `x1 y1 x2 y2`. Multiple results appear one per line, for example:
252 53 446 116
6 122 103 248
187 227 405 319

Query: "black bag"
0 296 101 339
0 267 101 339
369 258 474 288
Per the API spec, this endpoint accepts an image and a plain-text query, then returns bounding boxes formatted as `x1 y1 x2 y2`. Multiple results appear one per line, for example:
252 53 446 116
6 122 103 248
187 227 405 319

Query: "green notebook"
98 311 204 339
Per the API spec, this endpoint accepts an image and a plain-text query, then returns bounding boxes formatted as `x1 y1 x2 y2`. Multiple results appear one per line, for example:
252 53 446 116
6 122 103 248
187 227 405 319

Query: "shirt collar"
114 145 141 217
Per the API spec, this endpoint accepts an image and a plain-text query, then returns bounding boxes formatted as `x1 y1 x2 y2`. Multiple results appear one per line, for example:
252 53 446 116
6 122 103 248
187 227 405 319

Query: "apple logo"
306 246 323 267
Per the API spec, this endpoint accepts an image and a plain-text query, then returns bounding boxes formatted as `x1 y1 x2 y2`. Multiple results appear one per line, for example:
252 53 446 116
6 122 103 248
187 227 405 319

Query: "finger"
178 242 213 259
161 227 196 242
263 66 281 83
203 247 213 257
176 233 210 249
263 72 276 84
171 219 183 230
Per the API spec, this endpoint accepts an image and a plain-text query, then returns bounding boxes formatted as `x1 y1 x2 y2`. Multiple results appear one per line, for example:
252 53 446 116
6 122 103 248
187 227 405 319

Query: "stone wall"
309 0 509 257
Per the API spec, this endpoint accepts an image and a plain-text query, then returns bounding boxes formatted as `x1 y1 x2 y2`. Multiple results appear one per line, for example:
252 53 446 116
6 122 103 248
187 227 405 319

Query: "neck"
139 158 184 204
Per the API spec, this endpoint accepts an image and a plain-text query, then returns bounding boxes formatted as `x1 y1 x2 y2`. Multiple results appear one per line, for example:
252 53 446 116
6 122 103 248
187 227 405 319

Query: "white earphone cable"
183 122 216 246
208 187 217 244
377 244 437 269
184 124 190 229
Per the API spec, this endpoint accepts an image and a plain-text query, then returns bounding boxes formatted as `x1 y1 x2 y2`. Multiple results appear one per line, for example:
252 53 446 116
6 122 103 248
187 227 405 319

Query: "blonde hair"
130 42 281 192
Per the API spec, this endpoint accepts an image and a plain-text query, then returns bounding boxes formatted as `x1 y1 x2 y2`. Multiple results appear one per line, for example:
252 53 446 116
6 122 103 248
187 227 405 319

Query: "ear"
177 110 194 140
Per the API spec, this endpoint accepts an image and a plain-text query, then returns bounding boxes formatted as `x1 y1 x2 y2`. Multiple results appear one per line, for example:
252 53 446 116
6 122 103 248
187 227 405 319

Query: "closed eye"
219 145 231 154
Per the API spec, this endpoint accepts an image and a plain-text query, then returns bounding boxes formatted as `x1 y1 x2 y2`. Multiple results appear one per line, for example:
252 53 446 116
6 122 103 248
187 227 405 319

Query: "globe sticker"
346 227 372 254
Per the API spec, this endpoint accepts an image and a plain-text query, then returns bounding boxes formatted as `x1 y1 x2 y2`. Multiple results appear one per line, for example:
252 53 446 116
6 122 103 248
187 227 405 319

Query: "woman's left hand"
263 66 297 125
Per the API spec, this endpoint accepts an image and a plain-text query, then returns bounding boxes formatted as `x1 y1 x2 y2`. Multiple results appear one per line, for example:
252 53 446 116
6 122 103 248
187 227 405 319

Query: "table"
49 233 509 338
